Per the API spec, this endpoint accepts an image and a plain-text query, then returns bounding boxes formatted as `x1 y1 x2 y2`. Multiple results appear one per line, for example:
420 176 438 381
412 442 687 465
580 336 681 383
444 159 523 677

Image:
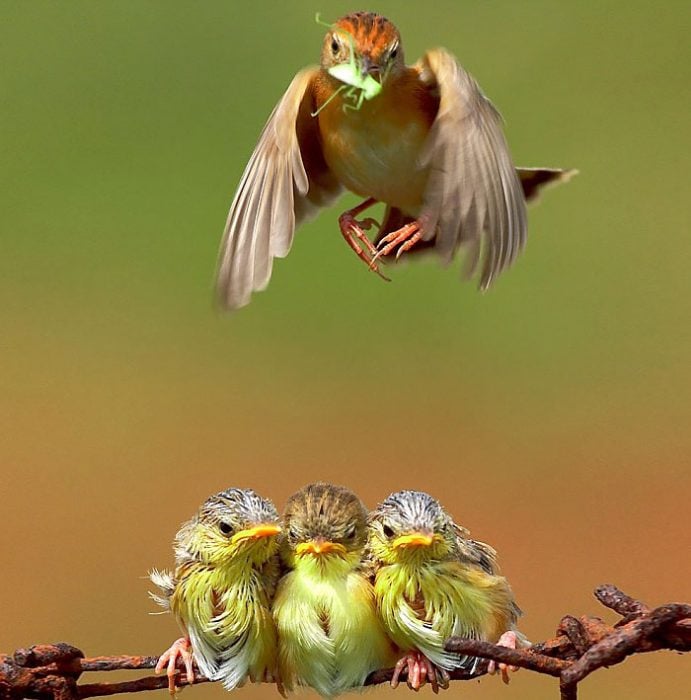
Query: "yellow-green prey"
150 488 281 693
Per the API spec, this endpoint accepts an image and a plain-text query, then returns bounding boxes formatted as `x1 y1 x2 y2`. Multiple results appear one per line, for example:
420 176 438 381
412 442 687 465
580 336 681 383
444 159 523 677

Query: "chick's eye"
331 37 339 54
345 525 356 539
219 522 233 536
382 524 395 538
390 48 398 59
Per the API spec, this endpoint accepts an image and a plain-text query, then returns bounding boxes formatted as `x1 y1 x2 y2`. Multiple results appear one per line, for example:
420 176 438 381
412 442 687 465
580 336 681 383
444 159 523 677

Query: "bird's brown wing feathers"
452 522 501 575
216 67 341 309
413 48 527 288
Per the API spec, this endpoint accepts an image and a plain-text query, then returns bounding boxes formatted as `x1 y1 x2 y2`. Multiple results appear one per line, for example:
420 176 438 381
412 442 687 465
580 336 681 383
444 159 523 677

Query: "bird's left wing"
414 48 527 288
216 68 342 309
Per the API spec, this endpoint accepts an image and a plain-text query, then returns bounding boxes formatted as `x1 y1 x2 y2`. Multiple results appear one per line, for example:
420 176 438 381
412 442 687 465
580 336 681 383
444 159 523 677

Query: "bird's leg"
390 651 447 692
487 630 520 684
390 651 418 690
338 197 390 281
373 213 431 262
155 636 195 695
416 655 450 694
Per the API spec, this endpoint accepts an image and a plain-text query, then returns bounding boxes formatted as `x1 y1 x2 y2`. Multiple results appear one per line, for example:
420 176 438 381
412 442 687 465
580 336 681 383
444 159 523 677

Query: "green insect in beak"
312 14 383 116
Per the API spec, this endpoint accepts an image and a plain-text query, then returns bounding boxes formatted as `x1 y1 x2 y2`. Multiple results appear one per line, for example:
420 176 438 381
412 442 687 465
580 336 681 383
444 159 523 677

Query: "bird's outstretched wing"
216 68 342 309
413 48 527 288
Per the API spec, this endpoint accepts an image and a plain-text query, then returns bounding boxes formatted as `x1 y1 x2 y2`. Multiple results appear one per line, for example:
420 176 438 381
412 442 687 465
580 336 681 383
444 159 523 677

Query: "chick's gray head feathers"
372 490 454 535
198 488 279 531
367 490 460 565
174 488 280 566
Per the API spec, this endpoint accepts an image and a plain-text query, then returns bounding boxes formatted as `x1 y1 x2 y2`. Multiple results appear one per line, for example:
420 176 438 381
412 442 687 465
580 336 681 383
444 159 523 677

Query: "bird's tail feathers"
517 167 578 203
148 568 175 611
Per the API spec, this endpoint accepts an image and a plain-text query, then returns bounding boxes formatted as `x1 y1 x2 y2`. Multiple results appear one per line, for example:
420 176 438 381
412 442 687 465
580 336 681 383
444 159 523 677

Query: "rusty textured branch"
0 585 688 700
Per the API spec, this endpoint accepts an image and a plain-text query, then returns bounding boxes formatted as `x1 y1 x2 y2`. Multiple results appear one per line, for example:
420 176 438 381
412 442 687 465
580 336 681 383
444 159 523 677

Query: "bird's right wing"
216 68 342 309
452 523 501 575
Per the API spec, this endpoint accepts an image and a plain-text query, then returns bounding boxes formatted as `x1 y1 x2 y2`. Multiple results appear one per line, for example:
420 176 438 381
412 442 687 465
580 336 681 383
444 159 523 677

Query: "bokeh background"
2 1 689 698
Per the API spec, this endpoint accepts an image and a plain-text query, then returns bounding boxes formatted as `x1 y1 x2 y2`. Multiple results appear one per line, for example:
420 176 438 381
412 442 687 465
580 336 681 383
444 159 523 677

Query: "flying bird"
150 488 282 693
367 490 526 689
272 482 396 697
216 11 573 309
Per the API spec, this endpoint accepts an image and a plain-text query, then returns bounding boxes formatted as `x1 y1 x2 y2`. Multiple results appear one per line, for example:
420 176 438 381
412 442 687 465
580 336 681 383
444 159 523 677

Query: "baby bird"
273 482 396 697
150 488 282 693
367 490 526 689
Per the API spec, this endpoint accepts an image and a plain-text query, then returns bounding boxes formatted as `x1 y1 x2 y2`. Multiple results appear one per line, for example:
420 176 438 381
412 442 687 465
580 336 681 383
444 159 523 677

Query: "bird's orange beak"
296 538 347 556
231 523 281 545
392 532 435 549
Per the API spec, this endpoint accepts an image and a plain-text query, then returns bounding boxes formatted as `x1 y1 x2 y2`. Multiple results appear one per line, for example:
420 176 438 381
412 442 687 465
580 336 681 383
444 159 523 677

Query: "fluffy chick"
273 482 396 697
367 490 526 689
150 488 281 693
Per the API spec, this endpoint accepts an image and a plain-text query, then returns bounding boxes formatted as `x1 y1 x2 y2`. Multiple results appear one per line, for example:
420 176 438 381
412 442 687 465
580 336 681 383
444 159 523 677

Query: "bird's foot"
338 198 390 281
155 636 195 695
487 630 520 684
373 217 426 262
390 651 449 693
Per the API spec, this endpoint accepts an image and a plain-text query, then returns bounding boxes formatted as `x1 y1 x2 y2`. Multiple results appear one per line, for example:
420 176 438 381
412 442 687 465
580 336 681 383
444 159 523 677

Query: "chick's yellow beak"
295 538 347 556
230 523 281 545
392 532 435 549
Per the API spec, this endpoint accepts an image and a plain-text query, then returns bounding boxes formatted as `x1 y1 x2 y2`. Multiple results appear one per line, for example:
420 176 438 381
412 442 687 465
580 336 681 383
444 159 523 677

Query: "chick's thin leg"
487 630 520 684
338 197 390 280
155 636 194 694
390 651 448 693
390 652 417 690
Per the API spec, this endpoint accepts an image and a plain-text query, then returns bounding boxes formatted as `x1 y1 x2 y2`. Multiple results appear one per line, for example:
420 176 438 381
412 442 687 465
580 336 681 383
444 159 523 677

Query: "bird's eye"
389 44 398 60
382 524 395 538
219 522 233 536
331 37 340 55
345 525 357 540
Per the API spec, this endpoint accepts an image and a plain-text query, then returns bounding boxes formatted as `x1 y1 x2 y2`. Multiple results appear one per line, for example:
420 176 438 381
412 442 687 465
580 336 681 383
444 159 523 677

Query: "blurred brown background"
1 1 689 699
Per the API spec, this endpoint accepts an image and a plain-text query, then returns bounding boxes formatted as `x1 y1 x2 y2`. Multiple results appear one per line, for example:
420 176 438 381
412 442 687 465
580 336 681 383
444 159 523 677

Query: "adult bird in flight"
216 11 573 309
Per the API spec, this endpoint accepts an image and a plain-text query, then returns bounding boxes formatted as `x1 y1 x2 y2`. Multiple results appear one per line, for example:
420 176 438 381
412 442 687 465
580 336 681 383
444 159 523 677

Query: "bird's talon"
375 219 425 260
437 668 450 690
275 678 288 698
490 631 520 684
155 637 194 696
338 198 393 280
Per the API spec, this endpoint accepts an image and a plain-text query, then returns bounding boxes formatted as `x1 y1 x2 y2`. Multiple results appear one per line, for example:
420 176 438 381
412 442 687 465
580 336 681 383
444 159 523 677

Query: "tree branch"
0 585 688 700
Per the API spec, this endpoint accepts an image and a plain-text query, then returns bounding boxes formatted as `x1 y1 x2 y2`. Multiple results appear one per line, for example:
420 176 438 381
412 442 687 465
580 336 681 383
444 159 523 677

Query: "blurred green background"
1 1 689 699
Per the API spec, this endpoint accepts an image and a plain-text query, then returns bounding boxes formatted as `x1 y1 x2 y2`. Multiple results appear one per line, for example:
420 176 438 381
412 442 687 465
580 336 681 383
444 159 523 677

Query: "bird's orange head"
320 11 405 84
